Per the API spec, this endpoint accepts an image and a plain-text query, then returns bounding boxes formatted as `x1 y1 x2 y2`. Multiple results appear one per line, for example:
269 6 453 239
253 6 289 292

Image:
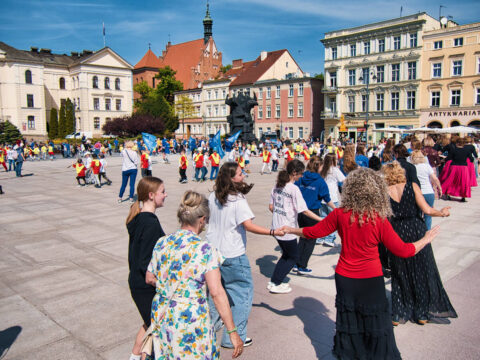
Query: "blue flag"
226 130 242 144
211 130 225 158
189 136 196 151
142 132 157 152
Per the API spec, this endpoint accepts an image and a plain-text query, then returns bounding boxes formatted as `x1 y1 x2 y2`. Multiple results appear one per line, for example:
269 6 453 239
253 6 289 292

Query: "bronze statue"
225 91 258 142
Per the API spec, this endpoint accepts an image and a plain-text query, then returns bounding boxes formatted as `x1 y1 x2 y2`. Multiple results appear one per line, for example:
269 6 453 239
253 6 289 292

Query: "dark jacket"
127 212 165 290
295 171 331 210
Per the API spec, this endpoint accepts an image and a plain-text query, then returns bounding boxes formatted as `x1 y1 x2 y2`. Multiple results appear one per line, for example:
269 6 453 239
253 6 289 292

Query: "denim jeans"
194 167 201 181
272 160 279 172
15 161 23 177
209 254 253 347
423 193 435 230
8 159 15 171
318 202 339 244
119 169 137 199
210 166 219 180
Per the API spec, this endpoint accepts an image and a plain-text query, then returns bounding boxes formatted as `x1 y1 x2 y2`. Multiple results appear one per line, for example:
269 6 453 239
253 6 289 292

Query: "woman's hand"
229 331 243 358
440 207 451 217
272 228 285 237
279 226 294 234
423 225 440 244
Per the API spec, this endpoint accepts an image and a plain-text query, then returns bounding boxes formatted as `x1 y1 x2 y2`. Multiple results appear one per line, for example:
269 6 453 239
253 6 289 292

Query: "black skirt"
130 287 156 326
333 274 401 360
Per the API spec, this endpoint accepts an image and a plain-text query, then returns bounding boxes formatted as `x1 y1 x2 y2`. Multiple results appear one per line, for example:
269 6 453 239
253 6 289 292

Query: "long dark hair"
276 159 305 188
320 154 336 178
214 162 253 206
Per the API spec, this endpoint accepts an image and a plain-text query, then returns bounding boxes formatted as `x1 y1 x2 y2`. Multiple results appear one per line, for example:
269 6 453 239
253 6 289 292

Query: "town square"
1 0 480 359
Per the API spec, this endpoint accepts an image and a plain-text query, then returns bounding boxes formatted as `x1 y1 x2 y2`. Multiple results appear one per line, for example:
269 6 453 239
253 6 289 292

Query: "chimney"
30 47 38 53
260 51 267 61
167 41 171 48
232 59 243 68
40 48 52 54
71 51 79 57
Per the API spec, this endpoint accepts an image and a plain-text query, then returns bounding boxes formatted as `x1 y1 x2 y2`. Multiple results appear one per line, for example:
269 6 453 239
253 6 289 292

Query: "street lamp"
358 70 376 143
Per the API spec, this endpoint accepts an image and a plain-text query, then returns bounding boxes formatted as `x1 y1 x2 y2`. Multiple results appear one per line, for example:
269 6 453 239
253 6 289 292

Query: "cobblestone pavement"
0 154 479 359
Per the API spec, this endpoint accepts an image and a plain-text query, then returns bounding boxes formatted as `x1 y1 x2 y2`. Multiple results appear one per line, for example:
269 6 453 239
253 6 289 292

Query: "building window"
376 65 384 83
27 94 34 108
276 104 281 118
330 71 337 87
376 93 384 111
276 85 281 98
116 99 121 111
105 98 111 111
59 77 66 89
258 88 263 99
222 89 226 99
476 88 480 104
289 84 294 97
432 63 442 78
258 105 263 118
214 90 218 99
77 97 80 110
391 92 399 110
266 87 271 99
222 105 226 115
350 44 356 57
348 69 356 86
28 116 35 129
25 70 32 84
214 106 218 116
392 63 400 81
452 60 462 76
407 91 416 110
266 105 271 118
289 127 294 139
104 77 110 89
378 39 385 53
407 62 416 80
410 33 417 47
258 127 263 137
361 68 369 84
431 91 440 107
299 83 304 96
93 98 100 110
331 47 337 60
206 106 211 117
288 104 294 117
393 36 401 50
94 117 100 129
348 95 355 113
207 91 211 100
115 78 120 90
93 76 98 88
454 37 463 47
451 89 461 106
299 127 304 138
298 103 303 117
434 40 443 49
330 97 336 113
364 41 370 55
362 95 367 112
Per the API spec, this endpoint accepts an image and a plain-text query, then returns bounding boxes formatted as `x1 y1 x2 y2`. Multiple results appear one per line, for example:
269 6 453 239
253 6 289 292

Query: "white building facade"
0 42 133 139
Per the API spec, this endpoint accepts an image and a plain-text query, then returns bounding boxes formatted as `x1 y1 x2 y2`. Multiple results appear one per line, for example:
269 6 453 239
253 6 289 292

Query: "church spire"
203 1 213 44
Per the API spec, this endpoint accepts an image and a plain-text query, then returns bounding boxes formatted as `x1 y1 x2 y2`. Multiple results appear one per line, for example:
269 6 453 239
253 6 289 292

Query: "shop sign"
428 110 478 117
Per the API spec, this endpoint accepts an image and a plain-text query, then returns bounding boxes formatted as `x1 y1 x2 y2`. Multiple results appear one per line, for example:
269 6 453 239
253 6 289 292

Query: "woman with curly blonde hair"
280 167 440 359
383 161 457 327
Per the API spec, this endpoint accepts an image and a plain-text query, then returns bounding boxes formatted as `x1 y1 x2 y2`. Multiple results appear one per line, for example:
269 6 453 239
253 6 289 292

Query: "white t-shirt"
324 167 346 203
271 148 279 160
206 192 255 258
414 162 434 194
244 149 251 161
270 182 308 241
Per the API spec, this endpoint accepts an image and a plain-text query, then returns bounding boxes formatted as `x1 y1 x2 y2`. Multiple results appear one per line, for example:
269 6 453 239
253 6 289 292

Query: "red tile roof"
134 49 162 69
229 49 287 86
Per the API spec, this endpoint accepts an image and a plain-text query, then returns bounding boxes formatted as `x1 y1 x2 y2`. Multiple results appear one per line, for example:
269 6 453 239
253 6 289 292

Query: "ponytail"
126 200 141 225
276 170 290 189
276 159 305 188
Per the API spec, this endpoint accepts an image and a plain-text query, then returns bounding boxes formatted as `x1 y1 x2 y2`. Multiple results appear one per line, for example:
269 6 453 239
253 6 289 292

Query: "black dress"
389 182 457 323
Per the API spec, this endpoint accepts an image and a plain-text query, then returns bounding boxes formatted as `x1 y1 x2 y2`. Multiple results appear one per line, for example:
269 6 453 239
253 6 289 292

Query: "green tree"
65 98 75 134
220 64 232 73
175 95 195 138
0 120 22 143
58 102 66 138
314 73 324 80
48 108 58 139
154 66 183 104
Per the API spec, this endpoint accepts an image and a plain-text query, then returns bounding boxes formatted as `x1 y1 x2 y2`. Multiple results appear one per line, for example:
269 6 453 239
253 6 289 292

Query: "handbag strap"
124 149 136 165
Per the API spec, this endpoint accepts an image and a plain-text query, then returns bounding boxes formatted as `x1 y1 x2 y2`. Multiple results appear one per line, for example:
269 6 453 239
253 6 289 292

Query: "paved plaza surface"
0 154 479 360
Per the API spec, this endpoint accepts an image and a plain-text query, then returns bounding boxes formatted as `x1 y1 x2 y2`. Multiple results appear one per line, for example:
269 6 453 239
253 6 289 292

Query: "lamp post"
359 69 376 144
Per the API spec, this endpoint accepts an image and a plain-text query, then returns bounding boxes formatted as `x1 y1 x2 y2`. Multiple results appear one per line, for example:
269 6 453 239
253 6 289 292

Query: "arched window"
59 77 66 89
115 78 120 90
25 70 32 84
427 121 443 128
104 77 110 89
450 120 460 127
468 120 480 128
92 76 98 88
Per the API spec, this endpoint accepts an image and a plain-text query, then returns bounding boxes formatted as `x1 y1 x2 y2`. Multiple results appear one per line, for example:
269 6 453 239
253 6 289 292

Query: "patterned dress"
148 229 224 360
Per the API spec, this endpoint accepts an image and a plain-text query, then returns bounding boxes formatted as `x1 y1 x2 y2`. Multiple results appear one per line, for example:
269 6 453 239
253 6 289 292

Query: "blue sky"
1 0 479 75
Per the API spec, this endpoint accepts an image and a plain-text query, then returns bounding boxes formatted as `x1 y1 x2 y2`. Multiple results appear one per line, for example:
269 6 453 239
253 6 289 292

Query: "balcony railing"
321 86 338 93
321 111 338 118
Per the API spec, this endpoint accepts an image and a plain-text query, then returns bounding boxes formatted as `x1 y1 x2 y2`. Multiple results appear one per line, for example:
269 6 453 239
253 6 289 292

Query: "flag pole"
102 22 106 48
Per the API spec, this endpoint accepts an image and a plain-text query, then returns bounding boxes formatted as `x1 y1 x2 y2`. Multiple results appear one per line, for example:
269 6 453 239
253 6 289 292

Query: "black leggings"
271 239 298 285
76 176 86 185
297 209 320 268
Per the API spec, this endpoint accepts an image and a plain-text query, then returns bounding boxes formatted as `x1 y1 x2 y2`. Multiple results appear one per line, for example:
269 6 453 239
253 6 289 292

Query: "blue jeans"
209 254 253 347
210 166 219 180
119 169 137 199
15 161 23 177
194 167 201 181
318 202 339 244
8 159 15 171
423 193 435 230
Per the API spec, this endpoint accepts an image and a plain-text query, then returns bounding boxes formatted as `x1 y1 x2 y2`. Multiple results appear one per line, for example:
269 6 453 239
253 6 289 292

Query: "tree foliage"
154 66 184 104
65 98 75 134
48 108 58 139
102 114 165 137
0 120 23 143
58 102 67 138
314 73 324 80
175 95 195 137
220 64 232 74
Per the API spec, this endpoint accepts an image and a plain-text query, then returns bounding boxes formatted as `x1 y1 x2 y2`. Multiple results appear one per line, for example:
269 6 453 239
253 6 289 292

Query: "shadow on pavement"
254 297 335 359
0 326 22 359
255 254 278 279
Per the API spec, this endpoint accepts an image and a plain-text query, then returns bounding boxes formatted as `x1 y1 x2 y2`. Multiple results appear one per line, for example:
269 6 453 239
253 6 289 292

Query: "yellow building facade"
420 22 480 128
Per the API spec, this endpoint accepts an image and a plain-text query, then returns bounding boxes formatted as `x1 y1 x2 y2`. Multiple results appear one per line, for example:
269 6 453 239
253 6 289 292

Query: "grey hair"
177 191 209 226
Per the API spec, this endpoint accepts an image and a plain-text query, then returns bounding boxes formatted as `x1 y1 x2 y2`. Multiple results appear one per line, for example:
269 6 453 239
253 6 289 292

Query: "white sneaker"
269 283 292 294
266 281 275 290
316 238 324 245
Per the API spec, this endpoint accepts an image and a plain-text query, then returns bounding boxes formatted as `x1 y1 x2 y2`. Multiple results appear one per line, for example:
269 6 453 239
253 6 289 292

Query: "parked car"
66 131 92 139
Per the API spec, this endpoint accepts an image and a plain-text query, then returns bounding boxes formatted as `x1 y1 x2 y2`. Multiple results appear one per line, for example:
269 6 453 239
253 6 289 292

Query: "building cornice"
423 23 480 39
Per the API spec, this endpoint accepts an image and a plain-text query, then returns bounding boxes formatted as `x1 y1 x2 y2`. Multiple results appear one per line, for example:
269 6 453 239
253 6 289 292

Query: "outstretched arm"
412 182 449 217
